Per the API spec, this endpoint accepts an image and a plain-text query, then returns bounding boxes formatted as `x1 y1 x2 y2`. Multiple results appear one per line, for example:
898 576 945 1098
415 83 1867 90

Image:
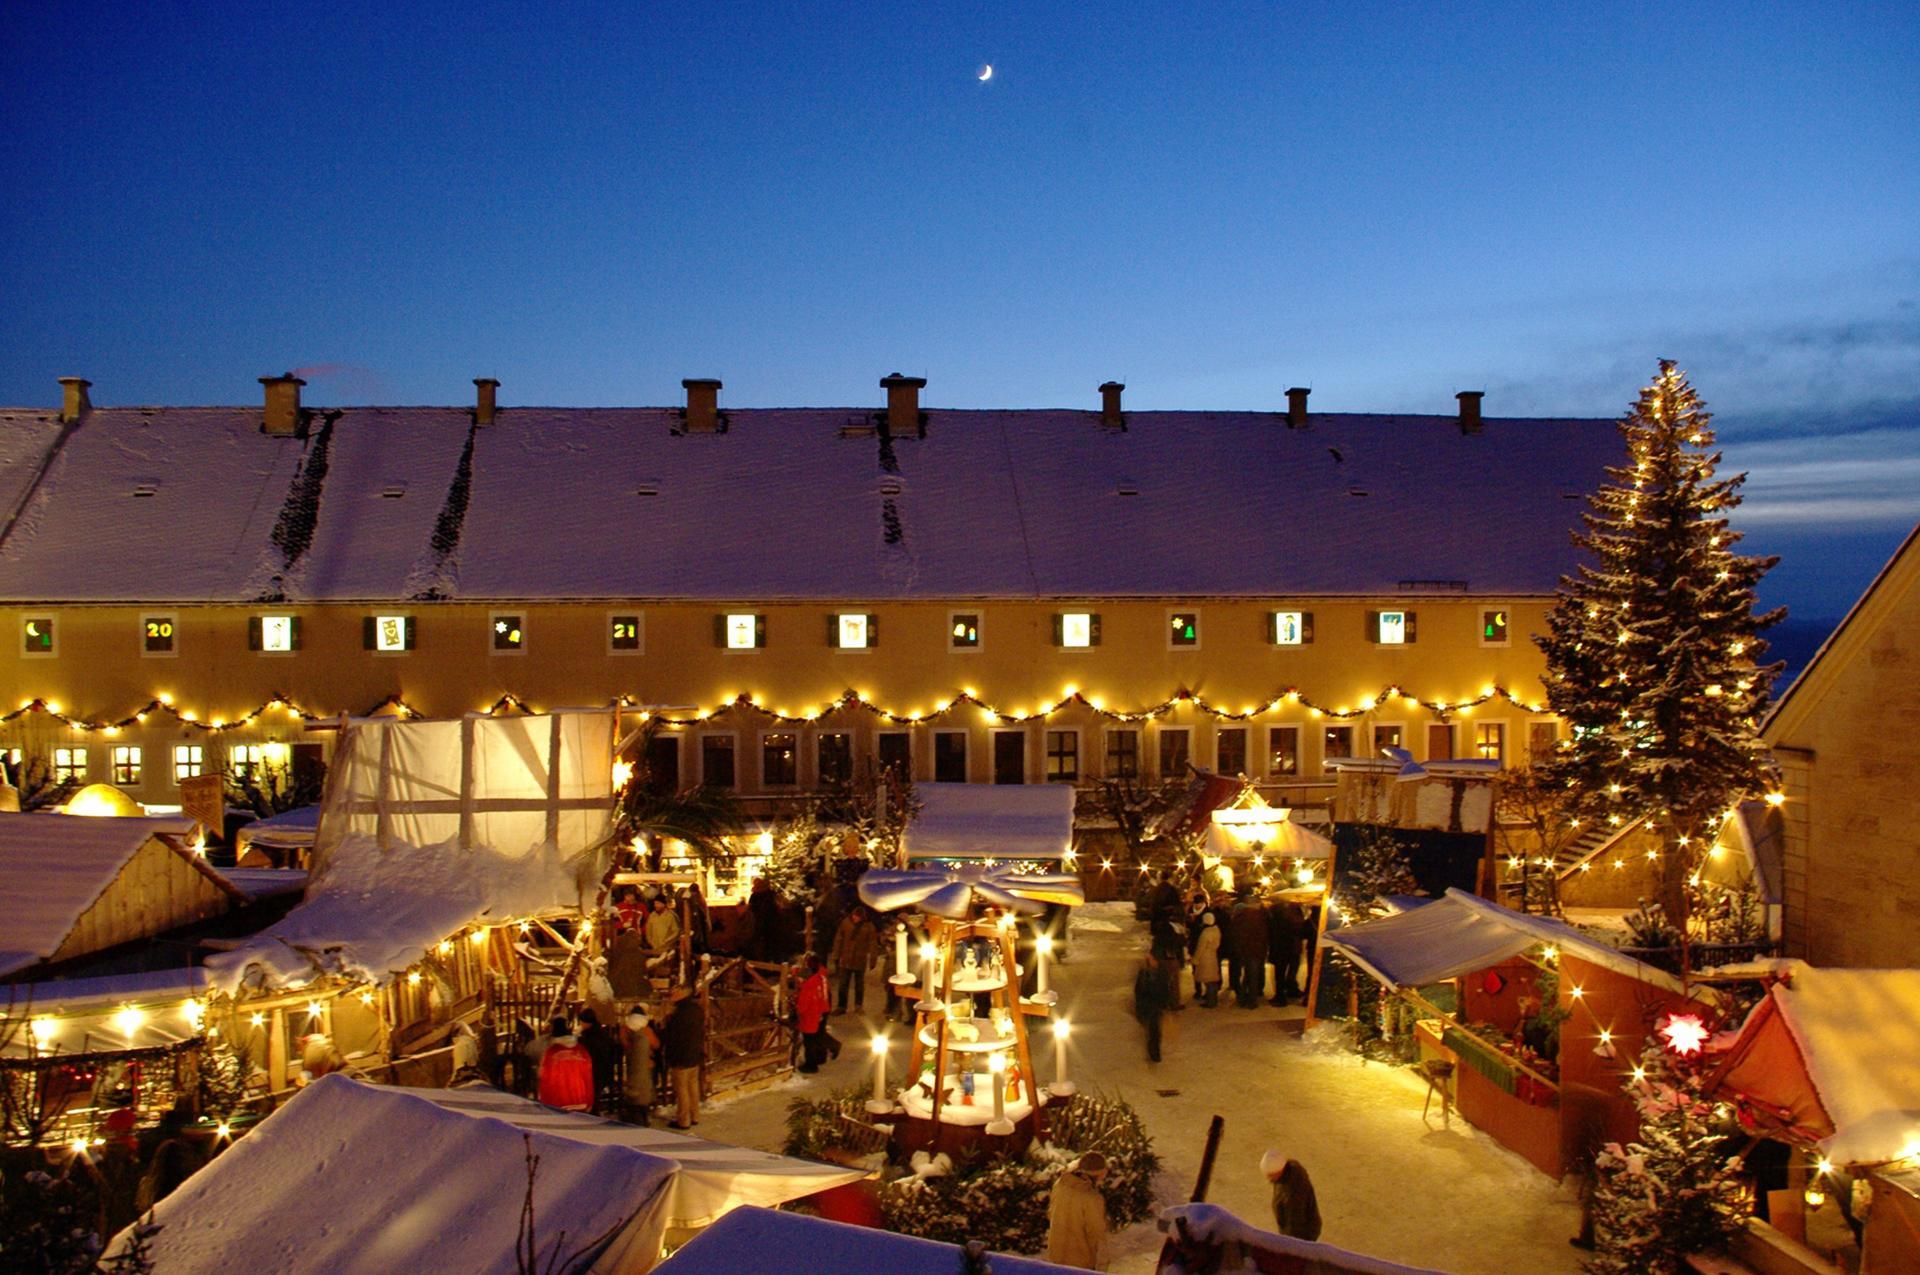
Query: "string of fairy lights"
0 680 1556 736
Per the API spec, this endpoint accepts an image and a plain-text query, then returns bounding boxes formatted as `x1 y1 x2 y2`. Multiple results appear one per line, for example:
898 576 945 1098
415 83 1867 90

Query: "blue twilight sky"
2 1 1916 623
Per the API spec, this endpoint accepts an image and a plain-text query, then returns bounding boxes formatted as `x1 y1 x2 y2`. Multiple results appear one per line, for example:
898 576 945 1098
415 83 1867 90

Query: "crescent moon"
978 64 993 82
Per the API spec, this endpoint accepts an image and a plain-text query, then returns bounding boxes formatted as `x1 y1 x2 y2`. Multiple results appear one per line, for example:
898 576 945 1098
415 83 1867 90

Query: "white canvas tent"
205 710 617 993
1322 889 1685 994
902 782 1075 863
655 1205 1078 1274
107 1075 861 1274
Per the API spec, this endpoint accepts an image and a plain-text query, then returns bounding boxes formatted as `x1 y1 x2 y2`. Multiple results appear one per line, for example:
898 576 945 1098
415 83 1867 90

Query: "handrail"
1555 814 1648 881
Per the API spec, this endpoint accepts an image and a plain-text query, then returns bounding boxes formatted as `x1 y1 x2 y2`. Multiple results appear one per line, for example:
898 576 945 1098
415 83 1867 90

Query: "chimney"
57 377 92 423
681 378 723 433
880 372 926 437
1456 391 1484 435
259 373 307 436
1286 387 1310 430
1098 381 1126 429
473 377 499 426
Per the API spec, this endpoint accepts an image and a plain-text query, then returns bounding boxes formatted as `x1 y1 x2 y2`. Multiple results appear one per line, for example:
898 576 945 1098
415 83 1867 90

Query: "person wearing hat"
621 1006 661 1124
1046 1151 1111 1270
1192 910 1223 1008
1261 1149 1322 1241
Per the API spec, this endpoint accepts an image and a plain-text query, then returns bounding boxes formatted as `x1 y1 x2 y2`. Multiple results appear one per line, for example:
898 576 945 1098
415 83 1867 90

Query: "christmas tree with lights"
1538 360 1783 932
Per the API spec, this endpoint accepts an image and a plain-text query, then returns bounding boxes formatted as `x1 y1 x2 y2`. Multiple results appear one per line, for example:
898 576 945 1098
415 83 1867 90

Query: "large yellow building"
1 374 1617 812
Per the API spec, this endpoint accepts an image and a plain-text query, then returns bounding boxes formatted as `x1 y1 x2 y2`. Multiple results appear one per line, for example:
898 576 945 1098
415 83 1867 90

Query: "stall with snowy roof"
1320 889 1711 1178
1705 961 1920 1272
104 1074 862 1274
655 1204 1080 1274
856 864 1083 1158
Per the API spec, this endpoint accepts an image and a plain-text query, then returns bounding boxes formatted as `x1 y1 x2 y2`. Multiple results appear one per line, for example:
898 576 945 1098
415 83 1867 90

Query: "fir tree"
1538 361 1783 933
197 1038 248 1122
1587 1040 1747 1274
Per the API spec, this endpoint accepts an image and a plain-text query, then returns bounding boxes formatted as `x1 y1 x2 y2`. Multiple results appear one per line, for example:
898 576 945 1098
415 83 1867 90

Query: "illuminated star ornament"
1659 1012 1709 1056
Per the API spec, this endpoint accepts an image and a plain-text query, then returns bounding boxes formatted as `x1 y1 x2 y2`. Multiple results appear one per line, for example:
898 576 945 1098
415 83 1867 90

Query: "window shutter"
248 617 263 651
289 617 303 651
754 615 767 648
1405 610 1418 643
362 617 377 650
1090 613 1102 646
1051 614 1064 646
825 614 841 648
713 615 727 647
404 617 417 650
866 614 879 647
1301 611 1315 643
1366 610 1380 642
1265 613 1276 645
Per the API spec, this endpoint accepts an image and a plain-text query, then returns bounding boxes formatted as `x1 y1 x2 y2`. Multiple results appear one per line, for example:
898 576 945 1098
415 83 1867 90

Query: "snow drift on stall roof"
654 1205 1079 1274
1158 1203 1446 1274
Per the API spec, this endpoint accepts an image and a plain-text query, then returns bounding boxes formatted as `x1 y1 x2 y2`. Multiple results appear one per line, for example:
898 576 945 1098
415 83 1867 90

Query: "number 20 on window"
144 618 175 653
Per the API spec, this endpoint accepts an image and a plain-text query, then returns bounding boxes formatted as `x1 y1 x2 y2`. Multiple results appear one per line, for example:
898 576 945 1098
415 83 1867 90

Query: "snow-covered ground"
694 901 1584 1275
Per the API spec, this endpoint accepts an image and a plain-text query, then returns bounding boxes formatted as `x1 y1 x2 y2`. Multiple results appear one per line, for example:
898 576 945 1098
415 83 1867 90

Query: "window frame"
1155 726 1192 779
759 731 800 789
250 613 301 656
488 610 527 656
364 613 416 655
933 730 970 783
53 746 88 784
1474 719 1509 766
1267 725 1301 777
1165 608 1201 651
1270 610 1314 646
990 728 1028 785
1053 612 1101 650
21 615 56 659
1526 718 1560 762
1480 607 1512 648
1321 723 1356 768
718 612 767 652
875 730 913 780
1371 722 1405 757
827 612 878 652
1044 729 1080 784
815 731 853 787
947 610 983 653
607 612 645 656
173 743 205 783
1215 726 1248 777
111 745 143 785
140 614 178 659
1104 727 1141 780
699 733 739 789
1370 609 1416 646
1426 722 1456 761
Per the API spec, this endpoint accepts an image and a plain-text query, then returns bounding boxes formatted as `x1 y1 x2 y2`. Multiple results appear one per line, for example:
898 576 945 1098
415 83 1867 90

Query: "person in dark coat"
1133 953 1173 1062
1267 901 1306 1006
746 877 780 962
575 1008 620 1113
1261 1149 1322 1241
1228 897 1269 1007
662 993 706 1129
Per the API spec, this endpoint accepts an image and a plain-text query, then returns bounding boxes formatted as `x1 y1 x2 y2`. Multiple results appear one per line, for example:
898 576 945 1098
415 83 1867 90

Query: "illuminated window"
717 613 765 650
1271 611 1312 645
816 733 852 786
1373 610 1414 645
1216 727 1246 776
111 746 143 784
1268 727 1299 776
491 613 525 652
830 613 876 649
1482 609 1510 645
174 745 204 781
364 615 415 652
1373 724 1403 754
949 612 981 649
1045 730 1079 783
22 616 55 656
1054 612 1100 648
53 747 87 783
1158 729 1190 777
1323 725 1354 761
1476 723 1507 764
249 615 300 653
762 733 798 786
934 732 968 783
700 736 736 788
142 615 176 656
1105 729 1140 779
609 614 642 653
1168 611 1199 648
230 744 267 782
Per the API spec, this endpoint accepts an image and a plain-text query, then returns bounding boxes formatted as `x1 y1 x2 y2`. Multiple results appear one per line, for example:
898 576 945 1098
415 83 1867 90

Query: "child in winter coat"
1192 912 1223 1008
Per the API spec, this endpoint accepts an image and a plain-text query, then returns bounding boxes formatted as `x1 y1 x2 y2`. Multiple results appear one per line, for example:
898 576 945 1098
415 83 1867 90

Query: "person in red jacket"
795 953 839 1073
537 1016 595 1112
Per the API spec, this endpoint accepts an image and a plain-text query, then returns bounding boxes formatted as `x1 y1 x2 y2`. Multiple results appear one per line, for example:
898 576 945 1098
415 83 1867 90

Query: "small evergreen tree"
196 1038 248 1122
1587 1040 1747 1274
1538 361 1783 932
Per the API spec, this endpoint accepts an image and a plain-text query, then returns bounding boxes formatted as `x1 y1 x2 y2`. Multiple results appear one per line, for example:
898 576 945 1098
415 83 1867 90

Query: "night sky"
2 2 1915 629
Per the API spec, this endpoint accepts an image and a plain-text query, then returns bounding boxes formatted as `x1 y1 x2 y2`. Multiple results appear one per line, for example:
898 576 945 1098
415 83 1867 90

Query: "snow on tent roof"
2 966 210 1059
1322 888 1686 993
903 782 1075 862
106 1075 860 1274
654 1205 1079 1274
0 404 1618 602
205 712 614 993
1159 1203 1446 1274
1710 961 1920 1166
0 812 208 978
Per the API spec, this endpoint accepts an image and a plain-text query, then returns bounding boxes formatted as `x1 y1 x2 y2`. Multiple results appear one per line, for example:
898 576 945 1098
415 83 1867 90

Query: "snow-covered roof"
0 812 216 978
903 782 1076 862
0 404 1618 602
1711 960 1920 1166
1 966 209 1059
1323 888 1687 994
107 1075 859 1274
656 1205 1078 1274
1159 1203 1444 1274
